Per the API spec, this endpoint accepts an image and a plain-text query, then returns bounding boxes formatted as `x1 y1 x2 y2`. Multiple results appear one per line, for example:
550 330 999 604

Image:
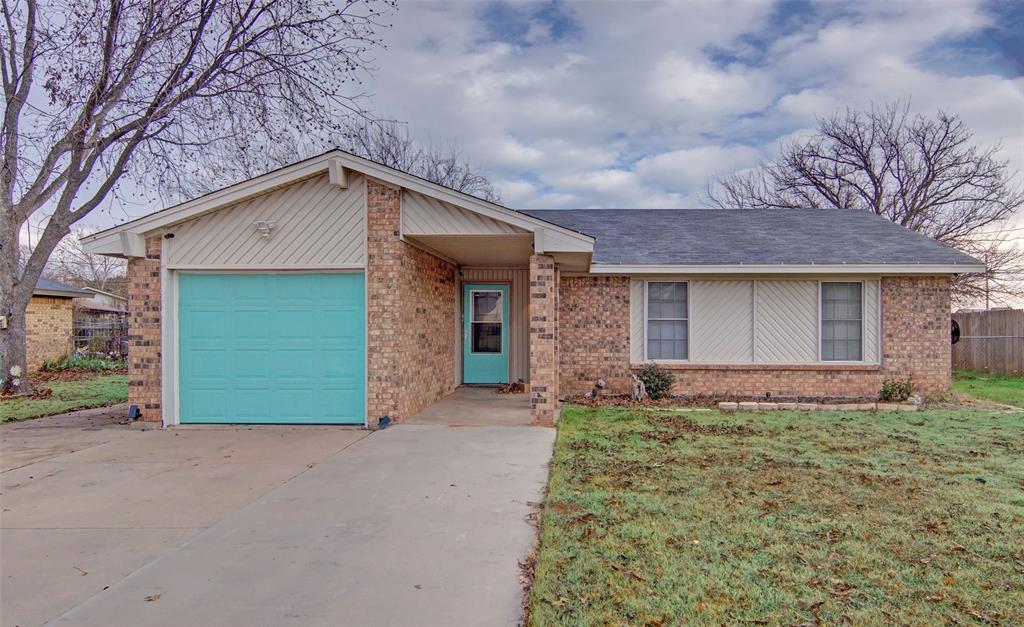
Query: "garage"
178 273 365 424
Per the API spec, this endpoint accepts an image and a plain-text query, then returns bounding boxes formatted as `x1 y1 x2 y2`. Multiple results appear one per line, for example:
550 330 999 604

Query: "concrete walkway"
6 420 553 627
406 386 531 426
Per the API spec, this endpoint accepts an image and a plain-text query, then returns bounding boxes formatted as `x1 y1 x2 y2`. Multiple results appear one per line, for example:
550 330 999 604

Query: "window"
821 282 863 361
646 281 688 360
470 290 503 353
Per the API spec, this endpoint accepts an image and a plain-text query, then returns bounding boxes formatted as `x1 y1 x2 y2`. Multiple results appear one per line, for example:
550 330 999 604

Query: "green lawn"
0 374 128 423
529 406 1024 626
953 369 1024 408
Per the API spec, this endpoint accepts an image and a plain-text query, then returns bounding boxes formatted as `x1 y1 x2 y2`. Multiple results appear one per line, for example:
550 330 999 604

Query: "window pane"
647 282 687 320
821 282 863 361
473 292 502 322
472 322 502 353
647 320 688 359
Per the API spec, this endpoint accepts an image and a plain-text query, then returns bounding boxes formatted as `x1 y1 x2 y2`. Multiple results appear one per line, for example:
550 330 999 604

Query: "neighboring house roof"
525 208 985 273
33 277 90 298
82 287 128 301
75 287 128 313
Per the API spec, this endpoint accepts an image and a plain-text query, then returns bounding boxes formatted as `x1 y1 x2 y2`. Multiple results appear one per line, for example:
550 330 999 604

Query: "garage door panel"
179 273 365 425
184 389 228 422
234 351 270 378
233 310 271 340
234 390 272 421
187 311 226 339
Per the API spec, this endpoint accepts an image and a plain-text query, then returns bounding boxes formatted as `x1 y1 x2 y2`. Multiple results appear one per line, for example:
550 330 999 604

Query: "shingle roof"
522 208 982 267
34 277 90 298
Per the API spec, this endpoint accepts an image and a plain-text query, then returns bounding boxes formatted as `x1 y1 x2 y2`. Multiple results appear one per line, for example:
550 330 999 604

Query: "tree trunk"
0 210 33 395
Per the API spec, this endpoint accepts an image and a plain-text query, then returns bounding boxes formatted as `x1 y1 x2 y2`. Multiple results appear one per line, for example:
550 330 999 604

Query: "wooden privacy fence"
951 309 1023 375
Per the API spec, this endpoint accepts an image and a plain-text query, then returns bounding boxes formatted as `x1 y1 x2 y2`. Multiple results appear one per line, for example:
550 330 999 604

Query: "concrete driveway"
1 410 554 627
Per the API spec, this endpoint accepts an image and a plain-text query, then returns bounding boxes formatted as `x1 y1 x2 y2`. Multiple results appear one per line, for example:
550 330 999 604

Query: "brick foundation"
557 275 952 400
366 178 457 425
25 296 75 371
529 254 559 425
127 236 162 422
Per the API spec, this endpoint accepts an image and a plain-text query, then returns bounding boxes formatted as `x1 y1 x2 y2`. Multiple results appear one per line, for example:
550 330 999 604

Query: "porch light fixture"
253 220 275 238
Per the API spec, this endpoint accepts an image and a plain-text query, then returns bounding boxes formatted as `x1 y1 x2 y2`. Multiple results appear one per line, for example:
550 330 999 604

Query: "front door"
463 283 510 384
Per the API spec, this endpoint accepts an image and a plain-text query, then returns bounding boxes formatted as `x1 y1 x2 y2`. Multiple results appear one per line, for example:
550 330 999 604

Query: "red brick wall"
366 178 457 425
558 276 632 395
127 235 162 422
529 254 559 425
880 275 951 392
557 275 952 400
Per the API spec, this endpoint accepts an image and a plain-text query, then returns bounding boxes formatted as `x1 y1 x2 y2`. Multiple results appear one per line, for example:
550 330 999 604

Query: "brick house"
80 151 984 427
26 278 90 370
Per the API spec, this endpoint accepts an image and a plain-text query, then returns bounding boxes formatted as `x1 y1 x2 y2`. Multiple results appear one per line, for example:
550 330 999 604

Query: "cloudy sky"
71 0 1023 234
355 0 1023 218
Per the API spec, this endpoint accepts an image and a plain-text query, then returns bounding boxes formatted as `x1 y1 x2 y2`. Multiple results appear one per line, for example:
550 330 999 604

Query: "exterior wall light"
253 221 275 238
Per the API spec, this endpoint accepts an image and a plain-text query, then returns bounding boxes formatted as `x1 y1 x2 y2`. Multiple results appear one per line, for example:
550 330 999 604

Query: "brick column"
529 254 558 426
127 235 162 423
881 275 951 393
365 178 403 426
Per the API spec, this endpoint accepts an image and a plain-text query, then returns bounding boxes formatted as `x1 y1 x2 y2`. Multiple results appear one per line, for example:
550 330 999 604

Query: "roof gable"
81 150 592 258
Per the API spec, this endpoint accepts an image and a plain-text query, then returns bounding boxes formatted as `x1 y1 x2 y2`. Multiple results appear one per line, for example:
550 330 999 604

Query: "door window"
471 291 503 353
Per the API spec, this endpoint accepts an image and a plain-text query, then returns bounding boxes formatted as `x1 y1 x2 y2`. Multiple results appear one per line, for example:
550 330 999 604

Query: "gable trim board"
629 277 882 367
81 150 593 259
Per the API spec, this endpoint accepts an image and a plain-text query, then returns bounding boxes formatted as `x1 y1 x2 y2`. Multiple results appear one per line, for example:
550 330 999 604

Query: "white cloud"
635 145 766 192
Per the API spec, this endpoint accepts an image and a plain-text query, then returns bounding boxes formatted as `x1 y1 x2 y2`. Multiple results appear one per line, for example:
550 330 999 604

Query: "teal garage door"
178 273 365 424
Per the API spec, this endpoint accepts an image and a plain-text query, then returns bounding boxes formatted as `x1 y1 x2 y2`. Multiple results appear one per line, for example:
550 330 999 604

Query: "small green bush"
635 364 675 400
879 377 914 402
40 356 125 372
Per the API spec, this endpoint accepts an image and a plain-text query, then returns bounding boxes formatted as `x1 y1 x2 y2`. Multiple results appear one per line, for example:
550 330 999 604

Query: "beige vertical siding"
755 280 818 363
403 190 525 235
863 279 880 363
166 174 366 267
629 277 882 365
461 268 529 382
690 280 754 363
630 278 644 362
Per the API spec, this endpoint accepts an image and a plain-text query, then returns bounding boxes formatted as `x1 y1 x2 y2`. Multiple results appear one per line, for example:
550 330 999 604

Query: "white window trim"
468 288 504 355
818 280 865 364
643 279 690 363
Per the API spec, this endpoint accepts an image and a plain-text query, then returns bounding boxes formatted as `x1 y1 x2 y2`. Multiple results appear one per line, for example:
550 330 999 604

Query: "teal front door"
178 273 365 424
463 283 509 384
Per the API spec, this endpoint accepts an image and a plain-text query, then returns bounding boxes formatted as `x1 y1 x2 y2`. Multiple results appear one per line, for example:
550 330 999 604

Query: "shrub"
635 364 675 400
879 377 914 402
40 356 125 372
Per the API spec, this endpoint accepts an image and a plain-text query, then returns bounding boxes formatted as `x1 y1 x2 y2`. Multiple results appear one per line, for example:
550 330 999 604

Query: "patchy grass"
953 369 1024 408
0 375 128 423
529 407 1024 626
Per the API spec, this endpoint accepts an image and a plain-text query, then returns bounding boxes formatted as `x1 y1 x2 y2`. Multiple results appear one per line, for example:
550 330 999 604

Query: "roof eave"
588 263 988 275
33 288 90 298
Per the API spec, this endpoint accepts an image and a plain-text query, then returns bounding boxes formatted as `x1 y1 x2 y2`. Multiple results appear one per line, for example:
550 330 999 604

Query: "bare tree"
45 228 127 294
1 0 392 393
171 119 501 203
710 102 1024 305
